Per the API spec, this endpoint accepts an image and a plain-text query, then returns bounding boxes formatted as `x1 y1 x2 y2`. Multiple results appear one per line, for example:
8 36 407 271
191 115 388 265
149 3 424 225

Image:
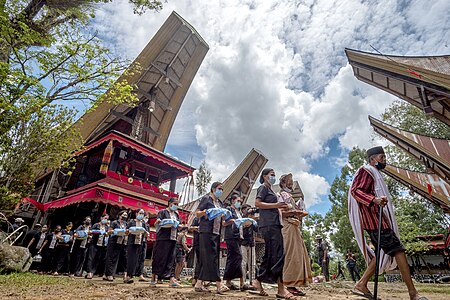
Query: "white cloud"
89 0 450 209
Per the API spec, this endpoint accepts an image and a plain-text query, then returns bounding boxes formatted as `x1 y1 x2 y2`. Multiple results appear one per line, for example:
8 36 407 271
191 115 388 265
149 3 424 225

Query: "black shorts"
367 228 405 257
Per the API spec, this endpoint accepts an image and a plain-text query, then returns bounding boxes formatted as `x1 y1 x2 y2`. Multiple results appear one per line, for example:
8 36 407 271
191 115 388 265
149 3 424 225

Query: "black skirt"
223 238 243 280
256 225 284 283
151 239 176 279
198 232 221 282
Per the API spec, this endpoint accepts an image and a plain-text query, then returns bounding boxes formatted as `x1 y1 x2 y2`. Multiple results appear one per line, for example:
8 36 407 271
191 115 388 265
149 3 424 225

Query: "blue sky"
72 0 450 215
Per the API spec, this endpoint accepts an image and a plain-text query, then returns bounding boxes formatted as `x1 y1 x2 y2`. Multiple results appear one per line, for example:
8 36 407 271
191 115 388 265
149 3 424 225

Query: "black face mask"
375 161 386 170
85 221 91 225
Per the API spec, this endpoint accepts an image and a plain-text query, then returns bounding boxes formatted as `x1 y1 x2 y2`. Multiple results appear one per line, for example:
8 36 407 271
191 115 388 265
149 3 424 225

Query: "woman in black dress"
223 194 244 290
124 209 149 283
86 214 109 279
194 182 228 294
151 197 180 287
104 211 128 281
252 168 294 299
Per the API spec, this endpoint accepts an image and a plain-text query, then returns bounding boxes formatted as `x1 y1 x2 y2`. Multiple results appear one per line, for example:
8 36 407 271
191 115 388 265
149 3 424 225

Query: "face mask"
170 204 178 211
85 221 91 225
283 187 292 192
268 176 276 185
101 219 107 224
214 189 223 198
234 202 241 209
375 161 386 170
137 215 144 220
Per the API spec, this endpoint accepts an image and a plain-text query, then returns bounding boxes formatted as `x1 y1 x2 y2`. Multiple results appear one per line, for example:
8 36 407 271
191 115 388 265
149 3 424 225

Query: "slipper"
226 283 240 290
169 282 181 288
276 293 297 299
241 284 257 291
194 286 211 293
287 287 306 296
416 297 428 300
351 289 378 300
249 290 269 296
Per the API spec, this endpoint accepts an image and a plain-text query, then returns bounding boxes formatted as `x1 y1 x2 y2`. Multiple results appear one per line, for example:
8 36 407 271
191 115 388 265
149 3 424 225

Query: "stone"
0 243 32 273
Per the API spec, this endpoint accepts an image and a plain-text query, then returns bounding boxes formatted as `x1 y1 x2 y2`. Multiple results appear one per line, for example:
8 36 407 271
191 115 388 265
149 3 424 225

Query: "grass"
0 272 71 288
415 283 450 294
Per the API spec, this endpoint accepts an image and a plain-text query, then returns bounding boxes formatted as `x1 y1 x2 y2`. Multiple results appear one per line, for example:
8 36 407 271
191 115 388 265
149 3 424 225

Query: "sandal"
249 290 269 296
226 283 240 290
276 292 297 299
287 287 306 296
169 282 181 288
241 284 257 291
194 286 211 293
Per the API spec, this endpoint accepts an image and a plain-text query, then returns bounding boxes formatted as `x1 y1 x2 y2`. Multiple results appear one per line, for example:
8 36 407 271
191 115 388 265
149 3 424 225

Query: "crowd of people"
12 146 431 300
17 168 314 299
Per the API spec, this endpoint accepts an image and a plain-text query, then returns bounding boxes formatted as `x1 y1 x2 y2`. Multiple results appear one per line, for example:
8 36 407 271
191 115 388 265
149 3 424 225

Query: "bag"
32 254 42 263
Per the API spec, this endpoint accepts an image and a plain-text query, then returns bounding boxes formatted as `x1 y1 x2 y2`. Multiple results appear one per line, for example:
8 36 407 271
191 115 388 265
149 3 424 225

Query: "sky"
85 0 450 215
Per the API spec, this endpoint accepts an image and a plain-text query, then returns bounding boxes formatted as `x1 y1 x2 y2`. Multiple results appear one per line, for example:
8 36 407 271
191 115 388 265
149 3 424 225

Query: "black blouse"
156 209 179 241
256 184 281 228
198 195 223 234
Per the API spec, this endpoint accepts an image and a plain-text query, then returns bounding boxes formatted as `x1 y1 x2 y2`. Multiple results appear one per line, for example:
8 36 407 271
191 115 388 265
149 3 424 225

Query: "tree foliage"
195 160 211 196
0 0 164 211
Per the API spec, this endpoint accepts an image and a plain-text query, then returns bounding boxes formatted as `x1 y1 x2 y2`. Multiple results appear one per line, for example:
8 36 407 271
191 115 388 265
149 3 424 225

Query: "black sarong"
151 239 176 279
198 232 220 282
136 242 147 277
193 245 200 279
223 238 243 280
126 244 142 278
86 245 106 274
104 242 127 277
256 226 284 283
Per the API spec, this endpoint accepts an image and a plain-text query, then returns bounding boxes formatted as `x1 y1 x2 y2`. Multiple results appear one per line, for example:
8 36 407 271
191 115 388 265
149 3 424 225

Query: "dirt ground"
1 274 450 299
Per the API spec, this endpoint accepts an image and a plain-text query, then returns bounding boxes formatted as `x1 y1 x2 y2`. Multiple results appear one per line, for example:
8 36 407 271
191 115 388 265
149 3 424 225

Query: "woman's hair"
168 197 178 205
230 194 239 203
259 168 274 184
118 210 127 217
101 214 109 218
210 181 222 192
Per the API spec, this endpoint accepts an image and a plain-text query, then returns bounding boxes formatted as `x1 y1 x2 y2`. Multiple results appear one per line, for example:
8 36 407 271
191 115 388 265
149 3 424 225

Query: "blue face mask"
137 215 144 220
170 204 178 211
101 219 107 224
214 189 223 198
268 176 276 185
234 202 241 209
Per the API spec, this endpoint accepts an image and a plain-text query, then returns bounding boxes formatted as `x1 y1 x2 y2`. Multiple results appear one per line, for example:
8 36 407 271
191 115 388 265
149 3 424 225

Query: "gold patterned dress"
279 191 313 287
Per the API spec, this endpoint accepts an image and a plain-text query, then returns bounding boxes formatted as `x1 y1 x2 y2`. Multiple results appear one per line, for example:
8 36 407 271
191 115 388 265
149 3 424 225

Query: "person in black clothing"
135 213 149 281
336 260 345 280
189 217 200 287
71 217 91 276
23 224 41 249
124 209 149 283
104 211 128 281
175 226 190 280
86 215 109 279
252 168 292 299
346 249 361 282
316 236 330 282
53 222 73 275
38 225 61 273
26 224 44 256
223 194 244 290
240 205 257 290
194 182 227 294
151 198 180 287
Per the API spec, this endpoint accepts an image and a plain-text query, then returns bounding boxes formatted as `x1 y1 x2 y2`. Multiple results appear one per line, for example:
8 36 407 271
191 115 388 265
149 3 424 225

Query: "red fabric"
427 183 433 197
20 197 44 211
351 168 391 231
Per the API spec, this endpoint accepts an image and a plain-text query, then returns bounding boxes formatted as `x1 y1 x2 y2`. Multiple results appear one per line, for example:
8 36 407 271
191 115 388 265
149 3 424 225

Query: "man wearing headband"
348 146 427 300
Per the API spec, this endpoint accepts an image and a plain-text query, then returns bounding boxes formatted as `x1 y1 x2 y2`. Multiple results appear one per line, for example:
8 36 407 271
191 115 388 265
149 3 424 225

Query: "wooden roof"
182 148 268 212
73 11 209 151
345 48 450 126
382 165 450 213
369 116 450 184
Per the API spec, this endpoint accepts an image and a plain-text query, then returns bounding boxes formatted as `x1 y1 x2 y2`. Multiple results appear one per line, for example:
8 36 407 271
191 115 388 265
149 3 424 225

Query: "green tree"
0 0 164 211
195 160 211 196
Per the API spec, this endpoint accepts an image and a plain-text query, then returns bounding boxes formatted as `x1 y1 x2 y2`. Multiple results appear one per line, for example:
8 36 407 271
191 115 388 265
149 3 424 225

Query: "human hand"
277 202 288 209
373 196 388 206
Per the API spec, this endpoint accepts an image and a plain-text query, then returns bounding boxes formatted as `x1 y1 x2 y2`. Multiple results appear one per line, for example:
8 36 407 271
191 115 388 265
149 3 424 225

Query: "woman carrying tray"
104 210 128 281
124 209 149 283
85 214 109 279
151 197 181 287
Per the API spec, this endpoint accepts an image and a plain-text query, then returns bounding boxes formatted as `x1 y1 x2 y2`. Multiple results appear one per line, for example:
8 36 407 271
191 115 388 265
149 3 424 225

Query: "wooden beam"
110 110 160 136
